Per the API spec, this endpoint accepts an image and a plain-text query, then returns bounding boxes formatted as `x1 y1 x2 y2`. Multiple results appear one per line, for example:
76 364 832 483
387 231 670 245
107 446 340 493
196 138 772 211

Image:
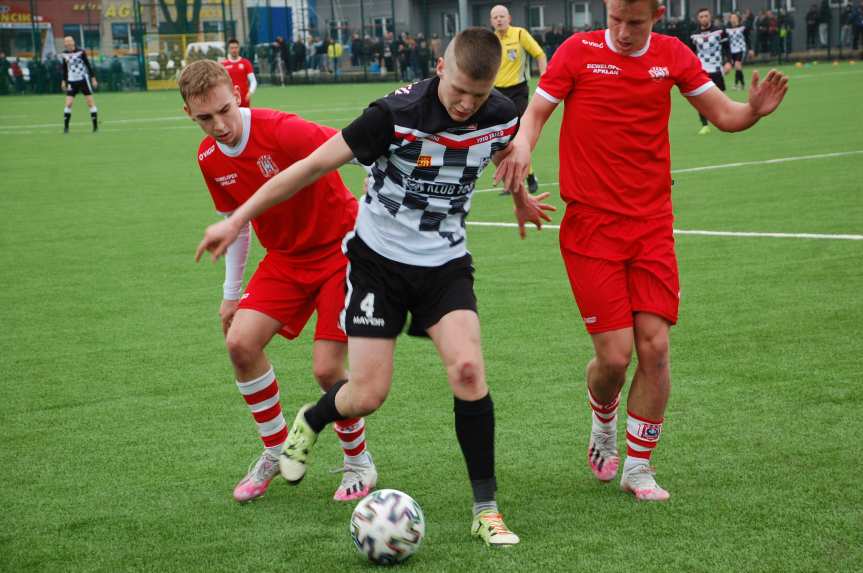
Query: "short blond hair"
178 60 233 102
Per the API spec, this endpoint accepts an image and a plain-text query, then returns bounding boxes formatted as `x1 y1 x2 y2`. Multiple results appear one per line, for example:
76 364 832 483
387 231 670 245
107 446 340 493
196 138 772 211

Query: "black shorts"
66 79 93 97
730 52 744 63
708 70 726 92
341 234 477 338
497 82 529 116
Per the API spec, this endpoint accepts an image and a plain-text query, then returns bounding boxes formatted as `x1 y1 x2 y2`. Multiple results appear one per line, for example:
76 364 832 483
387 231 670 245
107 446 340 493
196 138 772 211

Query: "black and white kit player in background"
725 13 748 90
60 35 98 133
691 8 731 133
195 28 556 547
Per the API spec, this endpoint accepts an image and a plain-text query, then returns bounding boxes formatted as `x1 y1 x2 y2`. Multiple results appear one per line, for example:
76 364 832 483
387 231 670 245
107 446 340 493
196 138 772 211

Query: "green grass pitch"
1 63 861 572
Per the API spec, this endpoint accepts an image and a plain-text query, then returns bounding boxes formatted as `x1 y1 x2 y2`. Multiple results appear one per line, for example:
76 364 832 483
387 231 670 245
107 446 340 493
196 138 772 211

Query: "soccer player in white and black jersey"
691 8 731 134
60 36 98 133
196 27 554 548
726 13 748 90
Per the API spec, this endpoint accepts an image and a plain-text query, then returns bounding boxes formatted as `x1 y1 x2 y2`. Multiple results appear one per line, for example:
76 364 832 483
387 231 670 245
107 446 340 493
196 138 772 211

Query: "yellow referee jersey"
494 26 545 88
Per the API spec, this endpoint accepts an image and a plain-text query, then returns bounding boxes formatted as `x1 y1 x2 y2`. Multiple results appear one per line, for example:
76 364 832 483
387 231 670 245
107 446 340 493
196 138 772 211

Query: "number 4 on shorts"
360 293 375 318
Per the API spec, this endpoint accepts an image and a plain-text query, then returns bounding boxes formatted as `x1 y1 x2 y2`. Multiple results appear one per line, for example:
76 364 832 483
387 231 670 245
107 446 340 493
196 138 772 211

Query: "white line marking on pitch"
466 221 863 241
474 149 863 193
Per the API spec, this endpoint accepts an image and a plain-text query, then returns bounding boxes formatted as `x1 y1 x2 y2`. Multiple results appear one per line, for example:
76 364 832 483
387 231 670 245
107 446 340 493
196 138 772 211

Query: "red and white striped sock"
235 367 287 458
588 387 620 433
334 417 369 465
624 411 663 472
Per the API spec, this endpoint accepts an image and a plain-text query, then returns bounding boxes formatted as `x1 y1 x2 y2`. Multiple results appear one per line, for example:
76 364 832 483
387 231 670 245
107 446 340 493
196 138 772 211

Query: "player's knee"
352 389 387 416
596 352 631 380
636 333 670 371
312 362 343 388
225 333 262 371
449 358 484 388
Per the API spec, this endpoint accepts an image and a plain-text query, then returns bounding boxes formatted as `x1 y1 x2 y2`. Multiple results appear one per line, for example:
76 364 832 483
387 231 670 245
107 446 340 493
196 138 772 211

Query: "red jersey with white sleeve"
221 57 255 106
536 30 713 218
197 107 358 262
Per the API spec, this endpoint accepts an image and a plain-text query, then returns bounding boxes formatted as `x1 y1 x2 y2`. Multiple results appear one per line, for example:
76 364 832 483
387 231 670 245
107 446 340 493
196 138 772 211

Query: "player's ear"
435 57 445 78
183 103 192 118
654 4 666 21
233 85 241 105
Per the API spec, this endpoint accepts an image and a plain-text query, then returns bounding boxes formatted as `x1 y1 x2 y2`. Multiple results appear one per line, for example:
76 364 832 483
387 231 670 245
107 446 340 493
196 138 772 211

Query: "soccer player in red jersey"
179 60 377 503
221 38 257 108
496 0 788 501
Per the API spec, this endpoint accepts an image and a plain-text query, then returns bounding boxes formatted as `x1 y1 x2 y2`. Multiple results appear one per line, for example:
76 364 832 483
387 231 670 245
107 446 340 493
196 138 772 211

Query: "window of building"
327 19 350 44
667 0 686 19
442 12 460 37
372 17 393 38
772 0 797 10
717 0 736 15
63 24 100 51
571 2 590 28
528 5 544 30
112 22 131 51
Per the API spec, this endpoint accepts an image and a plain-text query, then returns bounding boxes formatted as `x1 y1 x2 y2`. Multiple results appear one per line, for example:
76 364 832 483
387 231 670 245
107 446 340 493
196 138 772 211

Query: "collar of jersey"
604 29 651 58
217 107 251 157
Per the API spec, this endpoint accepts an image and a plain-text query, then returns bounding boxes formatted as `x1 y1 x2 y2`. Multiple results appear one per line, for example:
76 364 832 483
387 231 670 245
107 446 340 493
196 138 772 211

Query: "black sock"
64 112 71 130
91 112 98 130
736 70 745 88
304 379 348 432
698 113 708 126
454 393 496 503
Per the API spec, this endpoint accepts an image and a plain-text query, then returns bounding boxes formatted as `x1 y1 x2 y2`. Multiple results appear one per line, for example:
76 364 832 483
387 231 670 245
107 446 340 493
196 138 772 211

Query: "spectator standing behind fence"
840 4 853 48
854 1 863 51
351 34 363 67
272 37 288 85
430 33 442 61
292 38 305 71
327 39 343 76
0 51 9 95
806 4 819 50
819 0 831 47
779 9 794 58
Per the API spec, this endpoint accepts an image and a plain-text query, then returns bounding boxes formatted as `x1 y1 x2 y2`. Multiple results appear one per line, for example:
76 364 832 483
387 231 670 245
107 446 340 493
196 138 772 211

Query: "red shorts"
559 205 680 334
238 248 348 342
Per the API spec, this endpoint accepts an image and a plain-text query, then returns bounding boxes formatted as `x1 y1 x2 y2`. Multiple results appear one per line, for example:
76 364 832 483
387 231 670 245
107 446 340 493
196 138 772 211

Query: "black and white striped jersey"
61 49 94 83
690 27 729 73
725 26 747 54
342 77 518 266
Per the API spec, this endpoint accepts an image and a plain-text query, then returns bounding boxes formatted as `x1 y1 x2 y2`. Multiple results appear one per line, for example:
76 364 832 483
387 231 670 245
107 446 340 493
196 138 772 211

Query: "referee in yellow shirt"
490 4 547 194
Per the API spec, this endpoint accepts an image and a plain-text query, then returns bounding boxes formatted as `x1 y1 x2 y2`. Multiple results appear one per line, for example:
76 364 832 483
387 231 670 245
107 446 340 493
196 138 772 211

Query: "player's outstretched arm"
494 95 557 193
687 69 788 132
195 132 354 261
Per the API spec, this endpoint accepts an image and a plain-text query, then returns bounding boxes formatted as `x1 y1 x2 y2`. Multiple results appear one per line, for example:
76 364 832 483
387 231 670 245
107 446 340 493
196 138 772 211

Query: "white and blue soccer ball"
350 489 426 565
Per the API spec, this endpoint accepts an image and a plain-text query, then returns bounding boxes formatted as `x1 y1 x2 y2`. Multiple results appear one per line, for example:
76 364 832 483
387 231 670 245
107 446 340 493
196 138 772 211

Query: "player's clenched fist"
195 217 242 262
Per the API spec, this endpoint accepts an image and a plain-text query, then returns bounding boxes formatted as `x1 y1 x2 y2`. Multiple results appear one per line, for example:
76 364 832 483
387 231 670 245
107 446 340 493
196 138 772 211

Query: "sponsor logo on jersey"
404 177 474 197
507 48 518 61
199 144 216 161
586 63 622 76
257 154 280 178
215 173 238 186
648 66 670 79
637 423 662 441
582 39 604 48
416 155 433 168
584 316 597 324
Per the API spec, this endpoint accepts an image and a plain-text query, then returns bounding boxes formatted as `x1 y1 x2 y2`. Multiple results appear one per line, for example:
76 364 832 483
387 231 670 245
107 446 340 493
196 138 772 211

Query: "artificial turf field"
1 62 861 572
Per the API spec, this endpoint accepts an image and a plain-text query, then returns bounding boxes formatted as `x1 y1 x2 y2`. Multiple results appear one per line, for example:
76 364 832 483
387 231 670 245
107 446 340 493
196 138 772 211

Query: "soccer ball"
350 489 426 565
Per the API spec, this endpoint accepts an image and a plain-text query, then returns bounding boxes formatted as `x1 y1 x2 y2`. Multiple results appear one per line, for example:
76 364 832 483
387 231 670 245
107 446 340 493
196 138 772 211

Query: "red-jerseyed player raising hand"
495 0 787 501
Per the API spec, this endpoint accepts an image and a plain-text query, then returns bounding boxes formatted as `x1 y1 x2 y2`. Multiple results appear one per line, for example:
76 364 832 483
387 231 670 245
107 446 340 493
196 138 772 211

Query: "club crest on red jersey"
649 66 670 80
257 154 280 178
